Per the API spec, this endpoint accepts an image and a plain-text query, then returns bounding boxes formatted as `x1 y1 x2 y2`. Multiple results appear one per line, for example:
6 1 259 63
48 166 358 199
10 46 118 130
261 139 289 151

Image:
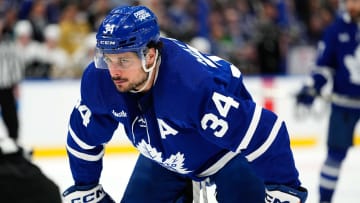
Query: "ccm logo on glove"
63 184 107 203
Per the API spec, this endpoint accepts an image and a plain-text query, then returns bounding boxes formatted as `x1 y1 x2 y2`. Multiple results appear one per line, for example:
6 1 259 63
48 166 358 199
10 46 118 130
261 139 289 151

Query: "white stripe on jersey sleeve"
197 106 282 177
236 104 262 153
68 125 95 150
230 64 241 78
197 151 238 177
245 118 282 162
66 145 104 162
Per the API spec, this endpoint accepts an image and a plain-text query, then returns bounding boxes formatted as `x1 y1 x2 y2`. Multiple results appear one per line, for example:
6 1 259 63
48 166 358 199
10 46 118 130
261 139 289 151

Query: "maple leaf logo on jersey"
136 139 191 174
344 45 360 85
161 152 190 174
137 139 163 162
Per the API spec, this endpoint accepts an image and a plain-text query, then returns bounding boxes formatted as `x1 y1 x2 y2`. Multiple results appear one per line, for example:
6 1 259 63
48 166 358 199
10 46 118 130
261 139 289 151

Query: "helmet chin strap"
130 49 159 93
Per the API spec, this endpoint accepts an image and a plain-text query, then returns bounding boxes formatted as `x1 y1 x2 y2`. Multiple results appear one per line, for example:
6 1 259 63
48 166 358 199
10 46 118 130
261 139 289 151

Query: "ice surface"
34 147 360 203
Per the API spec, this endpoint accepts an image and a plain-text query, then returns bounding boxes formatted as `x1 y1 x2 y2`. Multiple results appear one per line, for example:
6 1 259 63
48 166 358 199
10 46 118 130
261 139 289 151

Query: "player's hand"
63 184 115 203
296 86 316 106
266 184 308 203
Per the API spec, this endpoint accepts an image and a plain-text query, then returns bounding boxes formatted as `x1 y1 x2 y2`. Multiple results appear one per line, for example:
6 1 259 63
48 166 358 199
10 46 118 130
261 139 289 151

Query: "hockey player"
296 0 360 202
63 5 307 203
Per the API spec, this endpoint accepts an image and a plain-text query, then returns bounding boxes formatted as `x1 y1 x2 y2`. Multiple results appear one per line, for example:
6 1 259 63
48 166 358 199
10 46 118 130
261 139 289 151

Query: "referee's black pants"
0 86 19 141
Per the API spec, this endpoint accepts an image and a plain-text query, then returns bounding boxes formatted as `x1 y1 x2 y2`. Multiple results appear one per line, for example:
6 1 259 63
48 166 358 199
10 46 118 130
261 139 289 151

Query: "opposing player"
296 0 360 202
63 5 307 203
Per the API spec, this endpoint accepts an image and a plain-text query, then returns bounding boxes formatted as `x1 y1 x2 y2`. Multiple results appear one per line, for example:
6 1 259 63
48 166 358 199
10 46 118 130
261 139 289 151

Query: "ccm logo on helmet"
133 9 151 21
99 40 116 45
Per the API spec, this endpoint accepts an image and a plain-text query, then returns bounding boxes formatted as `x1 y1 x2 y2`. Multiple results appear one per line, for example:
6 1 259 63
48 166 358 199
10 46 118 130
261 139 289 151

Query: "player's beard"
112 72 148 93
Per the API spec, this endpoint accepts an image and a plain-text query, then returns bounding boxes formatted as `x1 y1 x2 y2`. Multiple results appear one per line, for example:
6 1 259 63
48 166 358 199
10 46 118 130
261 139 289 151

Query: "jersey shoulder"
159 37 235 89
155 38 247 121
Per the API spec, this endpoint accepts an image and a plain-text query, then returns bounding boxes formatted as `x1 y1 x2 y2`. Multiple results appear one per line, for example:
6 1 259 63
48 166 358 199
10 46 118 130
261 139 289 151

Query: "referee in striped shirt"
0 23 24 142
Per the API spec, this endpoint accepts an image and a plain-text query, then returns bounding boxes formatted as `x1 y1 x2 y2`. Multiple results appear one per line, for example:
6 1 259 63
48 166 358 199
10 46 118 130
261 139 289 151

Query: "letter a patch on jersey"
157 119 178 139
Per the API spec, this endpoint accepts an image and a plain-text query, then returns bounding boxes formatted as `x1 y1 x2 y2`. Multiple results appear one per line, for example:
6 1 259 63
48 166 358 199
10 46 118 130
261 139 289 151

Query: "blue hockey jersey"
66 37 300 187
313 13 360 109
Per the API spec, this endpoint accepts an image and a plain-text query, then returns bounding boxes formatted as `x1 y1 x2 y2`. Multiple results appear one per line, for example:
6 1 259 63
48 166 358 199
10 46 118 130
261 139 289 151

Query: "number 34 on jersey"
157 92 239 139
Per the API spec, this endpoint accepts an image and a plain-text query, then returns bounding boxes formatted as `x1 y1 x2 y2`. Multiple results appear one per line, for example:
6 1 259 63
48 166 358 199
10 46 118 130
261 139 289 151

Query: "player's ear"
145 48 157 65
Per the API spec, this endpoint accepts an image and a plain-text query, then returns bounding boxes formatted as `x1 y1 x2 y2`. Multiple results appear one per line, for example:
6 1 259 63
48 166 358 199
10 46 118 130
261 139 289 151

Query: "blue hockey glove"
296 86 317 106
265 184 308 203
63 184 115 203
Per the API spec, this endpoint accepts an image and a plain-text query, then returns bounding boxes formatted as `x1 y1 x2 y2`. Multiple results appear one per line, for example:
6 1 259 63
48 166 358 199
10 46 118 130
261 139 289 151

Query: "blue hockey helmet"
96 5 160 54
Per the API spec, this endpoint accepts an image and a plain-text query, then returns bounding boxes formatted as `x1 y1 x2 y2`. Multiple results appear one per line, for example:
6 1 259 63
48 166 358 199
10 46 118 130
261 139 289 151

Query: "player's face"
345 0 360 20
104 52 148 92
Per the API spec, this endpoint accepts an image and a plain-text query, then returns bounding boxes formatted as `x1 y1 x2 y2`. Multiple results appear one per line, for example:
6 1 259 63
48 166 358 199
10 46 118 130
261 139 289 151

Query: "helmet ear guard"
129 48 159 93
142 49 159 73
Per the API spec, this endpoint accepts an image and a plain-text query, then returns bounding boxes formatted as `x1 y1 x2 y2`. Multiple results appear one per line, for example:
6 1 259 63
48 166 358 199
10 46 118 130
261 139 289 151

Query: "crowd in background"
0 0 341 79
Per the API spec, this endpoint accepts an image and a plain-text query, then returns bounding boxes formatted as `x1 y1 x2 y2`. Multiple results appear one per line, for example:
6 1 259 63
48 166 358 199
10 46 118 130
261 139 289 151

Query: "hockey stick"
192 180 209 203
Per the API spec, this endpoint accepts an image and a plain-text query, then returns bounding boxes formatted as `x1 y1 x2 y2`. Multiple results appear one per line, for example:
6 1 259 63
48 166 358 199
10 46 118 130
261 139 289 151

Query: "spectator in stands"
223 2 258 74
25 0 49 42
163 0 197 42
39 24 73 78
254 0 284 74
72 32 97 77
208 7 233 61
13 20 47 78
86 0 112 32
0 0 341 76
58 3 91 56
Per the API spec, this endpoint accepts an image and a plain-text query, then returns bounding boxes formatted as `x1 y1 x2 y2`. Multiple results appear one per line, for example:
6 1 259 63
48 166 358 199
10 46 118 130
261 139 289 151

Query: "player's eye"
119 58 131 65
116 58 133 69
103 57 111 64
